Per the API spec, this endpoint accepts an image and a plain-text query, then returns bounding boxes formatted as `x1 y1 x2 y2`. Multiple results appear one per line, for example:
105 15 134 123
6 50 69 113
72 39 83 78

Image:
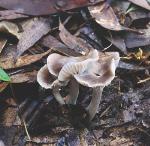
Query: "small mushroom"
37 49 98 104
46 49 99 76
53 51 120 120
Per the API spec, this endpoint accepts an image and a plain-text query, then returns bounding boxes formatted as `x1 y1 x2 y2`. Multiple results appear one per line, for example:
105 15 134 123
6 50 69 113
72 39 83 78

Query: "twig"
137 77 150 84
137 127 150 137
99 105 111 118
23 118 31 141
102 31 112 51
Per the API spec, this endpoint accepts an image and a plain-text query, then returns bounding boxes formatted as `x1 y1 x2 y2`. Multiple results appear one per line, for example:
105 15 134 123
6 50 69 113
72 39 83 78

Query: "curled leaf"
0 21 21 38
0 45 51 69
59 21 90 55
41 35 80 56
88 2 124 31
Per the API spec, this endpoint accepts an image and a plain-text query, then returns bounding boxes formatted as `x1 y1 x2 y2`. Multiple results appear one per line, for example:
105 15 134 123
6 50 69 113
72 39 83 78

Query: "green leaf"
0 68 11 82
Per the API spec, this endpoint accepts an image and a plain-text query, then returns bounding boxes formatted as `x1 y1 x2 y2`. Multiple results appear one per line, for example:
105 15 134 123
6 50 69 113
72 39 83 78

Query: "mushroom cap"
37 49 99 89
74 52 120 87
46 49 99 76
57 51 120 88
37 65 56 89
47 53 70 76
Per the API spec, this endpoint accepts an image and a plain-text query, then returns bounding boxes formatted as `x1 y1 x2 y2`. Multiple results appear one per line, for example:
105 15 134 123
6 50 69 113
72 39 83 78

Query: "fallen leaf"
128 0 150 10
0 10 28 20
16 18 50 57
105 32 127 54
0 82 8 92
41 35 80 56
88 2 139 32
110 137 133 146
118 61 147 71
10 70 37 83
111 0 130 25
112 0 130 14
0 21 21 38
88 2 124 31
0 37 7 53
125 27 150 48
0 45 51 69
77 25 104 50
0 68 11 82
59 21 90 55
0 0 102 16
2 107 17 126
129 9 150 22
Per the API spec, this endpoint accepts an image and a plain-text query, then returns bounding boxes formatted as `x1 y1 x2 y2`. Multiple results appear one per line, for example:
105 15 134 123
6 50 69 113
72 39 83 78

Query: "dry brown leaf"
59 21 90 55
41 35 80 57
0 37 7 53
0 10 28 20
88 2 139 32
16 18 50 57
0 0 102 16
0 82 8 92
128 0 150 10
10 70 37 83
110 137 133 146
0 21 21 38
0 45 51 69
88 2 124 31
105 33 127 54
125 27 150 48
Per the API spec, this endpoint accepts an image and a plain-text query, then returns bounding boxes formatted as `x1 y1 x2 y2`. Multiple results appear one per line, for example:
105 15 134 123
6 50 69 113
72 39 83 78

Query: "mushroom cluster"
37 49 120 121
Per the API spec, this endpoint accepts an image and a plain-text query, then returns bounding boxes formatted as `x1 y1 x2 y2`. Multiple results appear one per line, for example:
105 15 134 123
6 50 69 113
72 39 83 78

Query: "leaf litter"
0 1 150 146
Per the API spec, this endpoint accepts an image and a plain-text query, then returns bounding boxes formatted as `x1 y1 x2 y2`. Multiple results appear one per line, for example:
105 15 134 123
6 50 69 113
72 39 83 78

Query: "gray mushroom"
52 51 120 120
37 49 98 104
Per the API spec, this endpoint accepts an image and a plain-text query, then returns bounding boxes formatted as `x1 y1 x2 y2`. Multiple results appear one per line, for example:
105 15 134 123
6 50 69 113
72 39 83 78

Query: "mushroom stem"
66 78 79 104
52 80 65 105
86 86 104 121
52 79 79 105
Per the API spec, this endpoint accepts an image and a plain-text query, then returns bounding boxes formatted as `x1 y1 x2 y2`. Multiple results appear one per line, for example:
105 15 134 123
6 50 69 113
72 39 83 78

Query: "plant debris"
0 0 150 146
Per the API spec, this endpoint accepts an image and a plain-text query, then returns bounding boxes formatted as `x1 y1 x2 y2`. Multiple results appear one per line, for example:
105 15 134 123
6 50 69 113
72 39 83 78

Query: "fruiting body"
37 49 120 120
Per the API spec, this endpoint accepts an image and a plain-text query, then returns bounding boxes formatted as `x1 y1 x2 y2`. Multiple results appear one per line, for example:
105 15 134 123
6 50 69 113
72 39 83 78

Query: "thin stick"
137 77 150 84
23 119 31 141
